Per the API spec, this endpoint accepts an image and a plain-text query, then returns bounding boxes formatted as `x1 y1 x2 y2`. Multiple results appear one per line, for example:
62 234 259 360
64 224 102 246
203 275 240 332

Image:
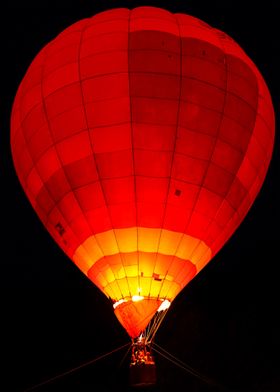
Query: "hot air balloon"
10 6 274 386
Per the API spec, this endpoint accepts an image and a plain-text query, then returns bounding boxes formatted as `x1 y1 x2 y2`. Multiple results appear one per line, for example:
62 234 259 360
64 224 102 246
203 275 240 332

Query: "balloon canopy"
11 7 274 338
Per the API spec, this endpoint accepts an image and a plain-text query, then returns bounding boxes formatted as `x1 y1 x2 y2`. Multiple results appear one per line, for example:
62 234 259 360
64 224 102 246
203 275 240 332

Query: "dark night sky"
1 1 279 391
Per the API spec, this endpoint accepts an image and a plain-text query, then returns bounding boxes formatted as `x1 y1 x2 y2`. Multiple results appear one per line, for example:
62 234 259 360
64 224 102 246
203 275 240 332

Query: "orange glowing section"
114 298 162 338
73 227 211 301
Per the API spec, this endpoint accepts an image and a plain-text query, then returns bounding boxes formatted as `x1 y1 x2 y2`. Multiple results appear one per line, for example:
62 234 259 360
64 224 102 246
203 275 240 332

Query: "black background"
1 1 279 391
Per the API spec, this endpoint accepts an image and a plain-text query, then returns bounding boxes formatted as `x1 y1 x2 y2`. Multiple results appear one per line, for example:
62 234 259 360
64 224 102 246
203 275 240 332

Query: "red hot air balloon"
11 6 274 376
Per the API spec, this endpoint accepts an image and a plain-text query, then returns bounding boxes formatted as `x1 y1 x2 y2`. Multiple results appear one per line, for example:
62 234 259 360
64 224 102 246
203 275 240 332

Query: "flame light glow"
157 300 171 312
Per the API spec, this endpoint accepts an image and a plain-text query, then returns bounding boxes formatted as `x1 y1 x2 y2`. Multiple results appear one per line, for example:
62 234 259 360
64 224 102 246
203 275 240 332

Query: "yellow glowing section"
114 227 138 252
138 228 161 252
95 230 119 255
73 227 212 302
158 230 182 254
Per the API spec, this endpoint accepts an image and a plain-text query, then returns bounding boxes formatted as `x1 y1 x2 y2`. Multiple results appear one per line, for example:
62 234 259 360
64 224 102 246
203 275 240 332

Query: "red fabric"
11 7 275 337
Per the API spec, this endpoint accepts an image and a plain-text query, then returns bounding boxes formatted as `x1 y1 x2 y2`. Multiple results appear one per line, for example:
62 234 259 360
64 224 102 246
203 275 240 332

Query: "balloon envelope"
11 7 274 338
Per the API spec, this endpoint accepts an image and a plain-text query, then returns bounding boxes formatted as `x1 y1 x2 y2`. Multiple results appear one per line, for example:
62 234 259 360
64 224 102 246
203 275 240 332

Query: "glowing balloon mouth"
113 297 171 312
113 297 172 338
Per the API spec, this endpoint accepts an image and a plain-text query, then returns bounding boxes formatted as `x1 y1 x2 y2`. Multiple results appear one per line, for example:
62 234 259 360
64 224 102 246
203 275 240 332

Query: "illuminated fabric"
11 7 274 338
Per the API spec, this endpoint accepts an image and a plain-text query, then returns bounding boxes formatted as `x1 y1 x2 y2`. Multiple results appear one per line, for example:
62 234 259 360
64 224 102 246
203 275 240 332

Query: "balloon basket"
129 339 157 387
130 362 157 388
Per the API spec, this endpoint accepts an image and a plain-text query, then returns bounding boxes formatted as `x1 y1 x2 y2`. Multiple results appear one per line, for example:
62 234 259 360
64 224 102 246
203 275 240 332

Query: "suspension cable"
153 343 230 391
146 309 169 343
147 311 165 343
154 342 207 378
23 342 130 392
117 342 132 369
